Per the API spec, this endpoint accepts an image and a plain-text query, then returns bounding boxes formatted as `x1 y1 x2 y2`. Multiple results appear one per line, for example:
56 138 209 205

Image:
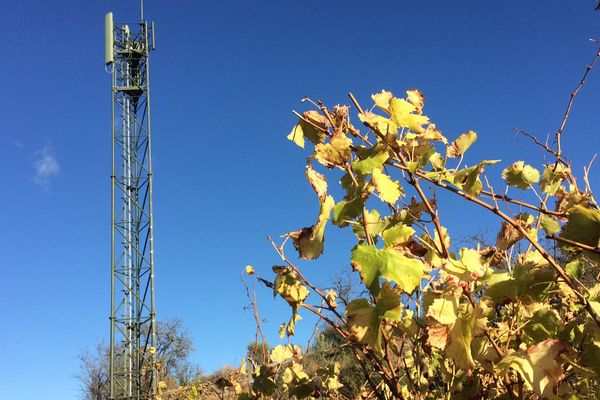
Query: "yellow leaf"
427 294 459 325
270 344 301 364
314 133 352 169
389 97 429 134
358 111 398 136
496 339 571 399
305 164 327 202
245 265 255 275
420 123 447 144
372 89 394 112
371 168 402 204
406 89 425 114
447 130 477 158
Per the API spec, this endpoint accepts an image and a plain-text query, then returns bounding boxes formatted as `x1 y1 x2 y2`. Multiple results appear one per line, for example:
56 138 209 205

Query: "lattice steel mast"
105 5 157 399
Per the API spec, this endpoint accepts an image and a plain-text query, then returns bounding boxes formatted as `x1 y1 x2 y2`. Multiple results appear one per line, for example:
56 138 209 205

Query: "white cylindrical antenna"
151 21 155 50
105 12 114 65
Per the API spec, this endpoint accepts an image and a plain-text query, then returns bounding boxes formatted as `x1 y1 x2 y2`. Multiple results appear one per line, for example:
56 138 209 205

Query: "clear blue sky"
1 1 599 398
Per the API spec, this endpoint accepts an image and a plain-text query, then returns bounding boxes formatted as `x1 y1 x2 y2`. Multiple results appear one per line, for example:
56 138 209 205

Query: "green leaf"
565 259 584 279
540 214 560 235
345 282 402 352
352 208 386 241
288 195 335 259
560 205 600 263
486 253 556 305
340 171 365 200
252 366 277 396
314 133 352 169
485 272 518 304
332 197 363 228
352 145 390 175
351 245 425 295
502 161 540 189
444 248 488 282
522 304 560 343
371 167 402 204
447 130 477 158
382 224 415 248
453 160 499 196
540 164 570 195
287 123 306 148
423 226 451 268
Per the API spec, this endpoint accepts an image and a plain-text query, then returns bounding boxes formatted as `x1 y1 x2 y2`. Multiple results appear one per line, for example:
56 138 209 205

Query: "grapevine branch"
348 92 449 258
555 45 600 161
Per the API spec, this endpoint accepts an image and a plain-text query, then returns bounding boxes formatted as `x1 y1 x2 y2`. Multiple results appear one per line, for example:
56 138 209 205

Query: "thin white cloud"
33 146 60 188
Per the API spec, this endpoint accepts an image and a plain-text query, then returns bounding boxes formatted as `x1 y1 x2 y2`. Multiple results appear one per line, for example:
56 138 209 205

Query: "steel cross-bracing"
108 17 157 400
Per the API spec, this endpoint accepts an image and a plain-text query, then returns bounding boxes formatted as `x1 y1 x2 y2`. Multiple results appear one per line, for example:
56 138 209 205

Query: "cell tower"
105 3 157 399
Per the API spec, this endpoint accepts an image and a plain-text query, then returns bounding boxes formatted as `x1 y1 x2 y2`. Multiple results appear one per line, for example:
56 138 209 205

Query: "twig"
547 235 600 255
268 236 346 323
555 46 600 161
292 110 329 134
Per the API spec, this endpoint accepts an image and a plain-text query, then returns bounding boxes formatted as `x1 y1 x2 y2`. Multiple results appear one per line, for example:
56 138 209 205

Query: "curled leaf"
305 164 327 202
314 133 352 169
447 130 477 158
406 89 425 115
288 195 335 259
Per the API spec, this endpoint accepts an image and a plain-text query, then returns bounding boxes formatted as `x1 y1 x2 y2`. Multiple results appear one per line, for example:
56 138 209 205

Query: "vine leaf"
288 195 335 259
540 214 560 236
452 160 499 196
559 206 600 262
270 344 301 364
447 130 477 158
496 339 571 399
502 161 540 189
352 145 390 175
315 133 352 169
305 164 327 202
427 294 459 325
371 168 402 204
389 97 429 134
345 282 402 352
332 197 363 228
406 89 425 115
540 164 570 195
273 267 309 337
372 90 393 112
287 111 329 148
419 123 448 144
446 303 487 374
351 244 425 295
382 224 415 248
352 209 386 241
